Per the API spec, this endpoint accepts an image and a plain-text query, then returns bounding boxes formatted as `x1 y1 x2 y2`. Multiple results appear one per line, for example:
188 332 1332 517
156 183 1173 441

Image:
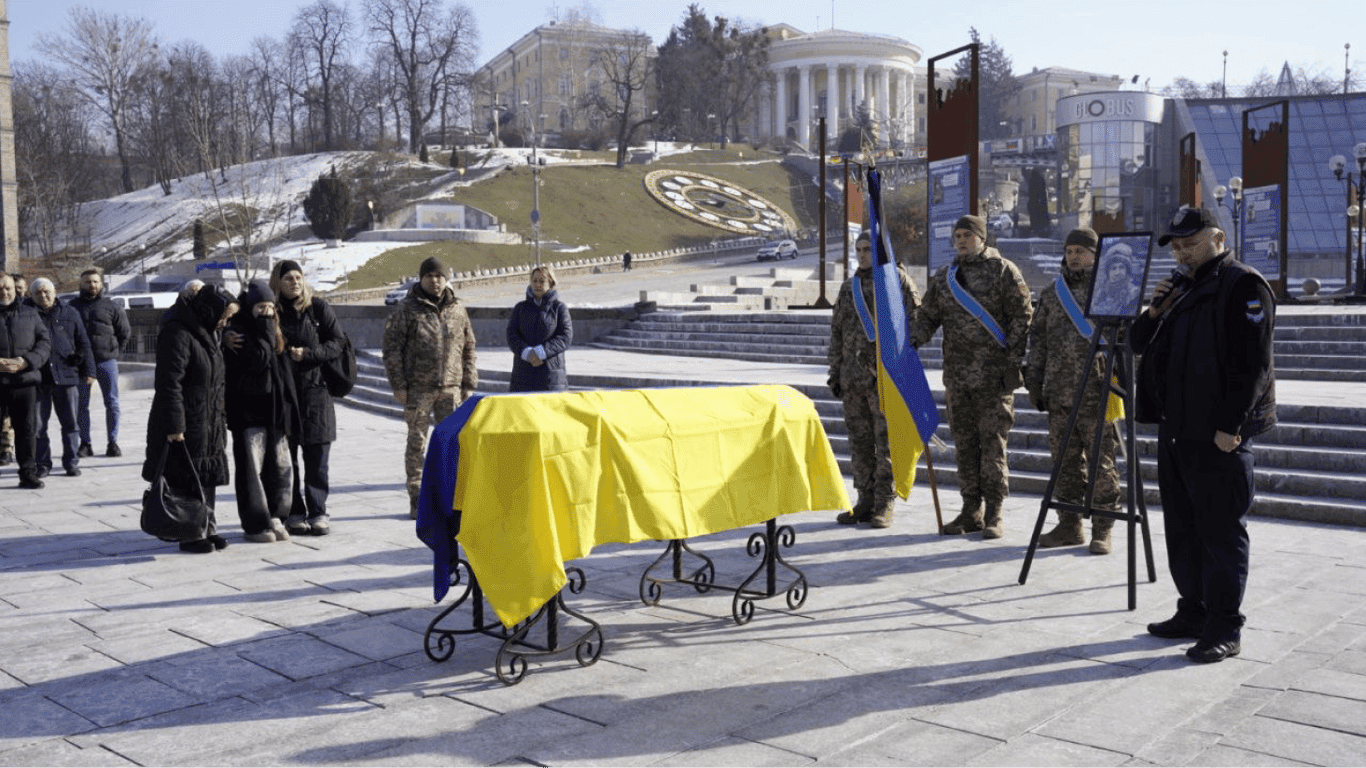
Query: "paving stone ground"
1 381 1364 767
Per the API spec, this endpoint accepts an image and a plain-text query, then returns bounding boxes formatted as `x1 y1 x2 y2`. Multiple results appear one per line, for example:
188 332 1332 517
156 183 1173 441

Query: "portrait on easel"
1087 232 1154 319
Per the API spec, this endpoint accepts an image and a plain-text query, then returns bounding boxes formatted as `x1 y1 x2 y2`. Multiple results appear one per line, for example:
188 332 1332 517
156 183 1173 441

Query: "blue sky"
7 0 1353 96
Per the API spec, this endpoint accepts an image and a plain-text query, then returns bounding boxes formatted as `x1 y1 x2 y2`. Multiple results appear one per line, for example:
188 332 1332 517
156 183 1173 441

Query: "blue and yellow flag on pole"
867 168 940 498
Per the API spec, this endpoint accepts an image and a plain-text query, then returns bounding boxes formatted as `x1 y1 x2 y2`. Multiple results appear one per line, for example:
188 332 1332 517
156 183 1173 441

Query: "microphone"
1151 264 1193 308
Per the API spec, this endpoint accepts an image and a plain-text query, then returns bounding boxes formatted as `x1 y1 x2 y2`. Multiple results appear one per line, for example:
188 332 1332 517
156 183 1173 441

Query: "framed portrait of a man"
1087 232 1154 320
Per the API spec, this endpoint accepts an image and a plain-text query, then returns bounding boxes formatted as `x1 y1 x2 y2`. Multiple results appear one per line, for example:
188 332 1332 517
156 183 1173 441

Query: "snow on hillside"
76 142 724 292
80 151 425 275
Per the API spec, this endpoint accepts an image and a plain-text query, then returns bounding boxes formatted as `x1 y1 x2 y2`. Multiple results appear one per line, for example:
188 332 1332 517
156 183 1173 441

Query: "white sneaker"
269 518 290 542
243 531 275 543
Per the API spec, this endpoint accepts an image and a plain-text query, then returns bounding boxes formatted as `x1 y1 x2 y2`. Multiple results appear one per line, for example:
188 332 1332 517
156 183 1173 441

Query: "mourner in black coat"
143 286 237 553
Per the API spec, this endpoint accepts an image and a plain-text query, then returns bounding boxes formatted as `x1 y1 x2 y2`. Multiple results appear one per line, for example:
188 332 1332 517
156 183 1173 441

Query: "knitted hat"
954 215 987 241
239 279 275 311
419 256 449 278
1064 227 1099 252
275 259 303 277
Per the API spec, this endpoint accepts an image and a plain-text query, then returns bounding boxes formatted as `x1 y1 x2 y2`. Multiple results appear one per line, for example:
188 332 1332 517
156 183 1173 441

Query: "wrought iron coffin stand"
638 518 808 624
423 556 603 685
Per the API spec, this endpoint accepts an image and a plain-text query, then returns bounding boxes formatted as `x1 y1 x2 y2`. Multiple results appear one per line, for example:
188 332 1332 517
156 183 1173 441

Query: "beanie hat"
239 279 275 310
1064 227 1099 252
420 256 449 278
275 259 303 277
954 215 987 241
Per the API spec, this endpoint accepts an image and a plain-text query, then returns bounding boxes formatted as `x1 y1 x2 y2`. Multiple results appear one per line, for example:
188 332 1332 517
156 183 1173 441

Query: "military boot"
942 500 983 535
982 501 1004 540
868 499 896 529
1089 516 1115 555
836 492 875 525
1038 511 1085 548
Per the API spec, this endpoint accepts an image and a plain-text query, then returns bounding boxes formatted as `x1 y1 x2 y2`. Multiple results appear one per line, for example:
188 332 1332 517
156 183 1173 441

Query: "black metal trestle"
1018 318 1158 609
423 558 603 685
638 518 808 624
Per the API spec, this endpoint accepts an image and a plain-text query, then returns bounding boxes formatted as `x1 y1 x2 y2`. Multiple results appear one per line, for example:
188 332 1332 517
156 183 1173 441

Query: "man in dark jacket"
1131 207 1276 664
29 278 96 478
0 273 52 489
70 268 131 458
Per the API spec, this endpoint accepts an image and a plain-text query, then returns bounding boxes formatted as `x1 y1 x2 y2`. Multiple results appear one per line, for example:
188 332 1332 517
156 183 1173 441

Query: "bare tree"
291 0 353 151
36 7 161 193
248 37 289 156
364 0 479 161
581 30 655 168
12 63 99 258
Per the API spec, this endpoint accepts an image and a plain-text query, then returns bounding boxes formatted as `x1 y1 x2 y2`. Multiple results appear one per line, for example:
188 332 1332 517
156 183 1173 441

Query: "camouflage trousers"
403 386 459 508
0 414 9 454
1047 388 1121 511
945 386 1015 506
841 374 895 506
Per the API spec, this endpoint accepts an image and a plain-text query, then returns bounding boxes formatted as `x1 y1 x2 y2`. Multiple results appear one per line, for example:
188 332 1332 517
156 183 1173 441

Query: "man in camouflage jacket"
912 215 1032 539
383 257 477 518
827 232 921 529
1023 228 1120 554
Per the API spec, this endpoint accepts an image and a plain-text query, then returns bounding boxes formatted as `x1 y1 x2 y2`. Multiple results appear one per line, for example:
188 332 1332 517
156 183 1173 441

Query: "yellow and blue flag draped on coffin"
858 168 940 499
416 384 850 627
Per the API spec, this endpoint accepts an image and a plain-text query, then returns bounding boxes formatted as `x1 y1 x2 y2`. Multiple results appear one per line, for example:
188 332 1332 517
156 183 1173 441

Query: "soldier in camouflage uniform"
912 215 1032 539
828 232 921 528
1023 228 1120 554
383 257 477 518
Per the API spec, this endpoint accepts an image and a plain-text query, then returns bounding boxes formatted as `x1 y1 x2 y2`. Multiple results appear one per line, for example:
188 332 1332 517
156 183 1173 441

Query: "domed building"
754 25 924 152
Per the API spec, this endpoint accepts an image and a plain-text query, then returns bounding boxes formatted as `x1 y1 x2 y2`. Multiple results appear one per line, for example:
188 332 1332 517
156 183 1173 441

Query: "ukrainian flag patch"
1246 298 1265 323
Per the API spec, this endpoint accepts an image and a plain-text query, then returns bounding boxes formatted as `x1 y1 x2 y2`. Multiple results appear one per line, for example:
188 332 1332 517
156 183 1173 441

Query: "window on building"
560 46 570 61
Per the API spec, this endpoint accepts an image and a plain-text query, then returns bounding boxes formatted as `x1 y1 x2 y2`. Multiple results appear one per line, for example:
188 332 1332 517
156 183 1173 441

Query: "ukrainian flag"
867 169 939 498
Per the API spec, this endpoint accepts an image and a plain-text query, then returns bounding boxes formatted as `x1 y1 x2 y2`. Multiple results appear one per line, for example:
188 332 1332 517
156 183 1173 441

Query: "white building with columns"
757 25 923 152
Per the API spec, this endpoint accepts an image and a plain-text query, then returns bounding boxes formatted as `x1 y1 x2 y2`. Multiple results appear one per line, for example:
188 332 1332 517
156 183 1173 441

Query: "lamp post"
1329 144 1366 295
1212 175 1243 256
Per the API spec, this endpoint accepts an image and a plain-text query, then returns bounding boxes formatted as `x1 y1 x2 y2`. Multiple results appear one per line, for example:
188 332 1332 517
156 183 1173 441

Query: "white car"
756 239 799 261
385 279 417 305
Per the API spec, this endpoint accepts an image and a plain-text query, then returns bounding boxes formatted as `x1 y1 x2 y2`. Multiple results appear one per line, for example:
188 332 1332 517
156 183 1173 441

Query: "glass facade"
1187 94 1366 290
1059 120 1158 231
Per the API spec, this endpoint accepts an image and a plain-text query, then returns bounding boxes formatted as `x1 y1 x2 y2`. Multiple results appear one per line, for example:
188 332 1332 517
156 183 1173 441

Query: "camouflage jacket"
382 284 478 394
1024 264 1110 410
828 265 921 388
912 246 1032 393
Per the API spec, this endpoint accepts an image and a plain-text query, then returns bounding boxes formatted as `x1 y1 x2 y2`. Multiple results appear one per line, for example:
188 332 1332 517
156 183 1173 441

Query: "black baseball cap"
1157 206 1218 246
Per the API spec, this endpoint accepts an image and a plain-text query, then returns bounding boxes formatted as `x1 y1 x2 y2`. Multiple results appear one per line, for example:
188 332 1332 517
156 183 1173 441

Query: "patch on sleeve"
1245 298 1265 323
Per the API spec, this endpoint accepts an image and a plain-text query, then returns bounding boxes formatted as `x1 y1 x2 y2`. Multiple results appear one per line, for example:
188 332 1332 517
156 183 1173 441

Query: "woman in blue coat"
506 265 572 392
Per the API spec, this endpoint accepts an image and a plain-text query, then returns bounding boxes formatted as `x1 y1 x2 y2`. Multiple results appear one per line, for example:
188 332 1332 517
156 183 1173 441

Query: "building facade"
757 25 923 151
472 20 656 142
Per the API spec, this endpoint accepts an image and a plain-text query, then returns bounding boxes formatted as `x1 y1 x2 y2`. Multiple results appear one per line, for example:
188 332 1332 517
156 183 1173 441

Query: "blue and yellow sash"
852 276 875 342
947 264 1007 348
1054 276 1093 338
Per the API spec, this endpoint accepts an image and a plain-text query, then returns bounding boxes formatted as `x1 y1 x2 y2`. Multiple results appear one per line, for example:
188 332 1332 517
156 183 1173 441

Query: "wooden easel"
1018 318 1157 610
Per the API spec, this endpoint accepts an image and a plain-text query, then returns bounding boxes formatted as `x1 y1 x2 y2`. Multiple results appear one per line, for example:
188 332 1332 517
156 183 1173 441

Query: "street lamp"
1328 144 1366 295
1213 175 1243 256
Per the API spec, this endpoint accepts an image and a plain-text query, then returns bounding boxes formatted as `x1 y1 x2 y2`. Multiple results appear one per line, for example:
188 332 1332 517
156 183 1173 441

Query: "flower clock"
643 170 797 236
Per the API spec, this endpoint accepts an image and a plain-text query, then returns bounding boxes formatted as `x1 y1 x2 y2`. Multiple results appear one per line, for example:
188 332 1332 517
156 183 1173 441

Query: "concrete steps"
593 308 1366 382
338 334 1366 524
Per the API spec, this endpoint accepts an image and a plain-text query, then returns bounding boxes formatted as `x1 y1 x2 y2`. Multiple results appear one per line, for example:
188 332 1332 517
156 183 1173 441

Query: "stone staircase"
642 264 839 310
343 311 1366 527
593 309 1366 382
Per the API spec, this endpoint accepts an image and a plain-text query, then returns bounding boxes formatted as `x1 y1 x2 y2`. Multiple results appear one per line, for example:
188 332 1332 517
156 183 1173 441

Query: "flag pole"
924 447 944 534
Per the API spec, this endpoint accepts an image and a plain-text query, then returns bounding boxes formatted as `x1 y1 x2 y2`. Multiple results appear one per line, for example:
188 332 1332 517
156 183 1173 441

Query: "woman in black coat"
143 286 238 554
506 265 572 392
271 260 345 536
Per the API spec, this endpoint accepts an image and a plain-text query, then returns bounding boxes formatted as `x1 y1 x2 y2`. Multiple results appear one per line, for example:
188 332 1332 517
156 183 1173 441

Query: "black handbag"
140 441 211 542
